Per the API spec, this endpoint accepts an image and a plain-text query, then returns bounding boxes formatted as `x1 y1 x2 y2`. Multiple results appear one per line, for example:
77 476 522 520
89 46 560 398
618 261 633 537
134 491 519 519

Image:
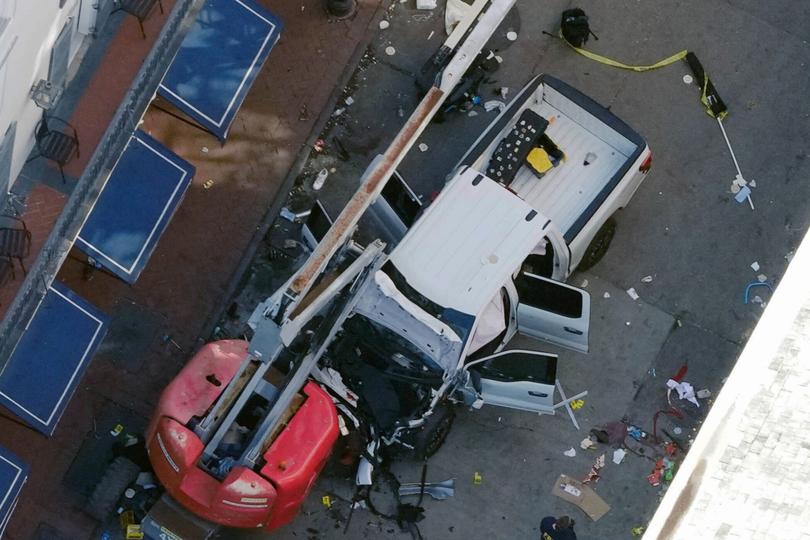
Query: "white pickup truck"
288 74 652 457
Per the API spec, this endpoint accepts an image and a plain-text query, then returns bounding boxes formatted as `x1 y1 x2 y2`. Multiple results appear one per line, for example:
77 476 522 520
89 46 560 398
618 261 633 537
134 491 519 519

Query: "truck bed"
460 75 645 243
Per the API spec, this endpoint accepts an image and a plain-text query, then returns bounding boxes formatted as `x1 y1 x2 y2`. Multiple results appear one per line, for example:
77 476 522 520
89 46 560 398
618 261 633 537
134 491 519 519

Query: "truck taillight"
639 152 652 173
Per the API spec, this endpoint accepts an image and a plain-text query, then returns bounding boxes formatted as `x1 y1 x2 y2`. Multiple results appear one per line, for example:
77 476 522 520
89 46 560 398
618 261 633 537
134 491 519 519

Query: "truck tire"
86 456 140 521
578 217 616 272
411 403 455 460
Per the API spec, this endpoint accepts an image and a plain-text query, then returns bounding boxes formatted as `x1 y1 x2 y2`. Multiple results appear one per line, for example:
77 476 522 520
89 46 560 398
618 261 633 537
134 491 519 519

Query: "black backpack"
561 8 591 47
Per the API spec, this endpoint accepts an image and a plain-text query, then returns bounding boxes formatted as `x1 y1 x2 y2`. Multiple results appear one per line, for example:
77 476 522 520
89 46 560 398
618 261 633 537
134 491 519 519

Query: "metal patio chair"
26 114 80 184
113 0 165 39
0 215 32 276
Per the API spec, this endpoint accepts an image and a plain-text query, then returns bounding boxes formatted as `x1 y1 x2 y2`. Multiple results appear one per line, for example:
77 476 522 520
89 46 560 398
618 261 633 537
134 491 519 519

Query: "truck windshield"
380 261 474 344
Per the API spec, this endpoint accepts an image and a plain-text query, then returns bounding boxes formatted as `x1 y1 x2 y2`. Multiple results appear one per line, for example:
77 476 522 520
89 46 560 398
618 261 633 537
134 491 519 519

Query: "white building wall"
0 0 98 197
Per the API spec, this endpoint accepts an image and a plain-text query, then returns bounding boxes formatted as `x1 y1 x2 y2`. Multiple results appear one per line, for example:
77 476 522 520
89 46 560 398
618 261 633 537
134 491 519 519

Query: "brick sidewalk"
3 1 384 538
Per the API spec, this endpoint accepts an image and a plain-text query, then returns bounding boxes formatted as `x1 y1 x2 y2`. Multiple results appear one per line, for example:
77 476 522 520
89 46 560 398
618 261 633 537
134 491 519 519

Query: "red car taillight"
639 152 653 173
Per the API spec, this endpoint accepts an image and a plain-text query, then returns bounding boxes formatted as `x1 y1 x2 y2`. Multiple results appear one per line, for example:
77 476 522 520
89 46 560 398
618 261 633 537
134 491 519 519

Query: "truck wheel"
578 217 616 271
412 403 455 460
86 456 140 521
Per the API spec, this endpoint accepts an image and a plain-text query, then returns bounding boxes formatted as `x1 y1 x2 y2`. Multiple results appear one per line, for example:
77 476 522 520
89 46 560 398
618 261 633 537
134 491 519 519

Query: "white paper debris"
627 288 639 300
751 295 763 304
625 321 631 326
696 389 712 399
467 110 478 117
749 179 757 188
581 279 589 288
641 275 653 283
418 143 429 152
416 0 436 9
379 20 390 30
666 379 700 407
345 96 355 106
385 46 396 56
564 447 577 457
603 292 611 299
612 449 627 464
483 100 506 112
750 261 760 271
201 146 209 153
506 30 518 41
757 274 767 282
580 437 596 450
427 30 435 40
500 87 509 99
682 74 693 84
595 454 606 468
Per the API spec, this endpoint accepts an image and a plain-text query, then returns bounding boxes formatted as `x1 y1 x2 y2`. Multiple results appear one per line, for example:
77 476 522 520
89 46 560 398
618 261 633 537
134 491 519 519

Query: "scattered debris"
734 185 752 205
743 280 772 304
625 321 631 326
580 437 597 450
682 74 693 84
506 30 518 41
399 479 455 500
499 86 509 99
564 447 577 457
603 291 611 299
483 100 506 112
313 169 329 191
110 424 124 437
385 46 396 56
379 20 390 30
750 261 760 271
428 30 435 40
473 472 482 485
581 278 589 288
666 379 699 407
298 104 309 121
345 96 355 106
313 138 325 153
627 425 647 441
612 448 627 464
467 110 478 117
202 179 214 189
626 287 639 300
416 0 437 9
321 495 332 508
201 146 209 153
641 275 653 283
570 399 585 410
583 151 597 166
333 107 346 117
632 526 646 536
582 454 605 484
757 273 767 283
647 458 676 486
418 143 429 152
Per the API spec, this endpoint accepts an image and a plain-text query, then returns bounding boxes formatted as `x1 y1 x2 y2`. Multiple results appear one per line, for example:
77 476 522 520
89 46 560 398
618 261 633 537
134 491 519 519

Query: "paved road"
221 0 810 538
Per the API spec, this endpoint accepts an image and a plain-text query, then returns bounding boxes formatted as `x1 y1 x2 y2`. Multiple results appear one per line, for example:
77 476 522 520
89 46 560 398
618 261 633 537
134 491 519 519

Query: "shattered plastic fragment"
627 288 639 300
564 447 576 457
750 261 760 271
757 274 767 283
418 143 429 152
641 275 653 283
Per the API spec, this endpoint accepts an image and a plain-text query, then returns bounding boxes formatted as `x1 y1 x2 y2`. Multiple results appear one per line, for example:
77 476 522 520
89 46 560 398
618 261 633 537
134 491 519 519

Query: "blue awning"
0 447 27 536
0 282 108 436
75 130 195 284
158 0 282 141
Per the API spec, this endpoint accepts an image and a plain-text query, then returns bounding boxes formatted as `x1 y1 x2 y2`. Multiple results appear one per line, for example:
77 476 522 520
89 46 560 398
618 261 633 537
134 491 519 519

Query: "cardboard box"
550 474 610 521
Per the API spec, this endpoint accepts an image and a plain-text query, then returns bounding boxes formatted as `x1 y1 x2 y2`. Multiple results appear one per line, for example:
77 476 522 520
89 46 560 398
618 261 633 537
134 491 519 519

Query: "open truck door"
514 271 590 353
466 350 558 413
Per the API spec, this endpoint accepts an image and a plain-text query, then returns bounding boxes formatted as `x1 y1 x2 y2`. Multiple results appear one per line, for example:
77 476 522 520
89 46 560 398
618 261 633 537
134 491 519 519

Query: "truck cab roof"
388 167 549 317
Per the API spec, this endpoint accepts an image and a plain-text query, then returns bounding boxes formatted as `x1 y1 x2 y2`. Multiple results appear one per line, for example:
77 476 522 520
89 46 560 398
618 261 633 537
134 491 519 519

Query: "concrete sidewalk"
2 1 385 538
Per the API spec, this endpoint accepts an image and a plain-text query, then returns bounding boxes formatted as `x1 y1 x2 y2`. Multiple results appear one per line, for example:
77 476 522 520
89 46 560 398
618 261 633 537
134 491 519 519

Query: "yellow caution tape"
560 31 687 72
699 72 728 120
